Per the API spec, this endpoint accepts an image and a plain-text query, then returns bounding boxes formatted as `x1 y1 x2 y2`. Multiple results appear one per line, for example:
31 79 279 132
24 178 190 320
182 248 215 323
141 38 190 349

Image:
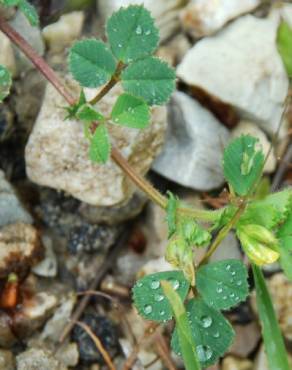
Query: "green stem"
199 202 246 266
252 264 290 370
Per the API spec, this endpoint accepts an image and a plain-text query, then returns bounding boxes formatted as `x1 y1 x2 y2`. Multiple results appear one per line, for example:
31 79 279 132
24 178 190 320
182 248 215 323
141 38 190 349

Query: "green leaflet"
166 191 178 238
223 135 264 196
239 188 292 229
277 21 292 77
161 282 201 370
277 209 292 280
0 65 12 102
132 271 190 322
69 39 116 88
106 5 159 64
171 298 235 367
1 0 39 26
65 90 86 120
121 56 175 106
111 93 150 128
89 123 111 163
18 0 39 26
76 104 104 122
252 265 290 370
180 218 211 247
196 260 249 311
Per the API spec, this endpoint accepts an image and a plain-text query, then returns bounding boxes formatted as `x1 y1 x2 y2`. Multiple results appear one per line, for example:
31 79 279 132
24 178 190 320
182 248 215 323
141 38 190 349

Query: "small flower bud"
237 227 280 266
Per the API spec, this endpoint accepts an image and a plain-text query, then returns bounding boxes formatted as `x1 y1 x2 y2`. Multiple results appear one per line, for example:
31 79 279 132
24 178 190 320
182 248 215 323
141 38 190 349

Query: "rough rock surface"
97 0 187 42
0 32 16 76
180 0 261 38
0 349 15 370
177 15 289 134
231 120 277 173
0 223 43 278
42 12 85 53
25 82 167 206
16 348 67 370
0 170 33 227
9 11 44 74
152 91 230 190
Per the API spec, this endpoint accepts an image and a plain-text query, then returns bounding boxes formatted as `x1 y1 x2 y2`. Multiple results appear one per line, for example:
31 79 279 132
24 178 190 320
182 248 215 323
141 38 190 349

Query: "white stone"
180 0 261 38
0 170 33 227
152 91 230 191
32 235 57 277
16 348 67 370
0 32 16 76
231 120 277 173
177 15 289 135
41 295 76 343
42 12 85 53
97 0 187 42
25 82 167 206
9 11 44 74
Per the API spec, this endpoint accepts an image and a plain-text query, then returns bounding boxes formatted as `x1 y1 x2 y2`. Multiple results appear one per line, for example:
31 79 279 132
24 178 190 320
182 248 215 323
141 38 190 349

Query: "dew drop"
223 296 227 300
230 293 235 298
144 305 152 315
135 25 142 35
200 316 212 328
160 310 165 316
231 271 236 276
151 280 160 290
237 280 242 286
118 43 122 48
172 280 180 290
196 345 212 362
136 281 143 287
213 331 220 338
154 294 164 302
145 29 151 35
216 286 223 293
226 264 231 271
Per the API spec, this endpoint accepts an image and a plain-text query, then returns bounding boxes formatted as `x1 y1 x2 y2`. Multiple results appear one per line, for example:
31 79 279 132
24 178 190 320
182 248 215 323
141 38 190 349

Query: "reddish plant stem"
0 15 76 106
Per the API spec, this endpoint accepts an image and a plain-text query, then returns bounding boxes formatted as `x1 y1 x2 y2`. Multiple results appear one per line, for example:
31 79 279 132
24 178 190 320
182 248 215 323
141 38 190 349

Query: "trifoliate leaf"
166 192 179 238
277 21 292 77
121 56 175 105
64 90 86 120
106 5 159 64
89 124 111 163
77 104 104 122
0 65 12 102
161 282 201 370
19 0 39 26
172 298 235 367
132 271 190 322
69 39 116 88
111 93 150 128
278 209 292 280
196 259 249 310
223 135 264 196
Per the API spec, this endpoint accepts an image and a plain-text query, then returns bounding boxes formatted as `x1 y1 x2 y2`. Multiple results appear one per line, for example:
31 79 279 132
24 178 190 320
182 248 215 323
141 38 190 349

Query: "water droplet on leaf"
200 315 212 328
135 25 142 35
144 305 152 315
150 280 160 289
196 345 212 362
